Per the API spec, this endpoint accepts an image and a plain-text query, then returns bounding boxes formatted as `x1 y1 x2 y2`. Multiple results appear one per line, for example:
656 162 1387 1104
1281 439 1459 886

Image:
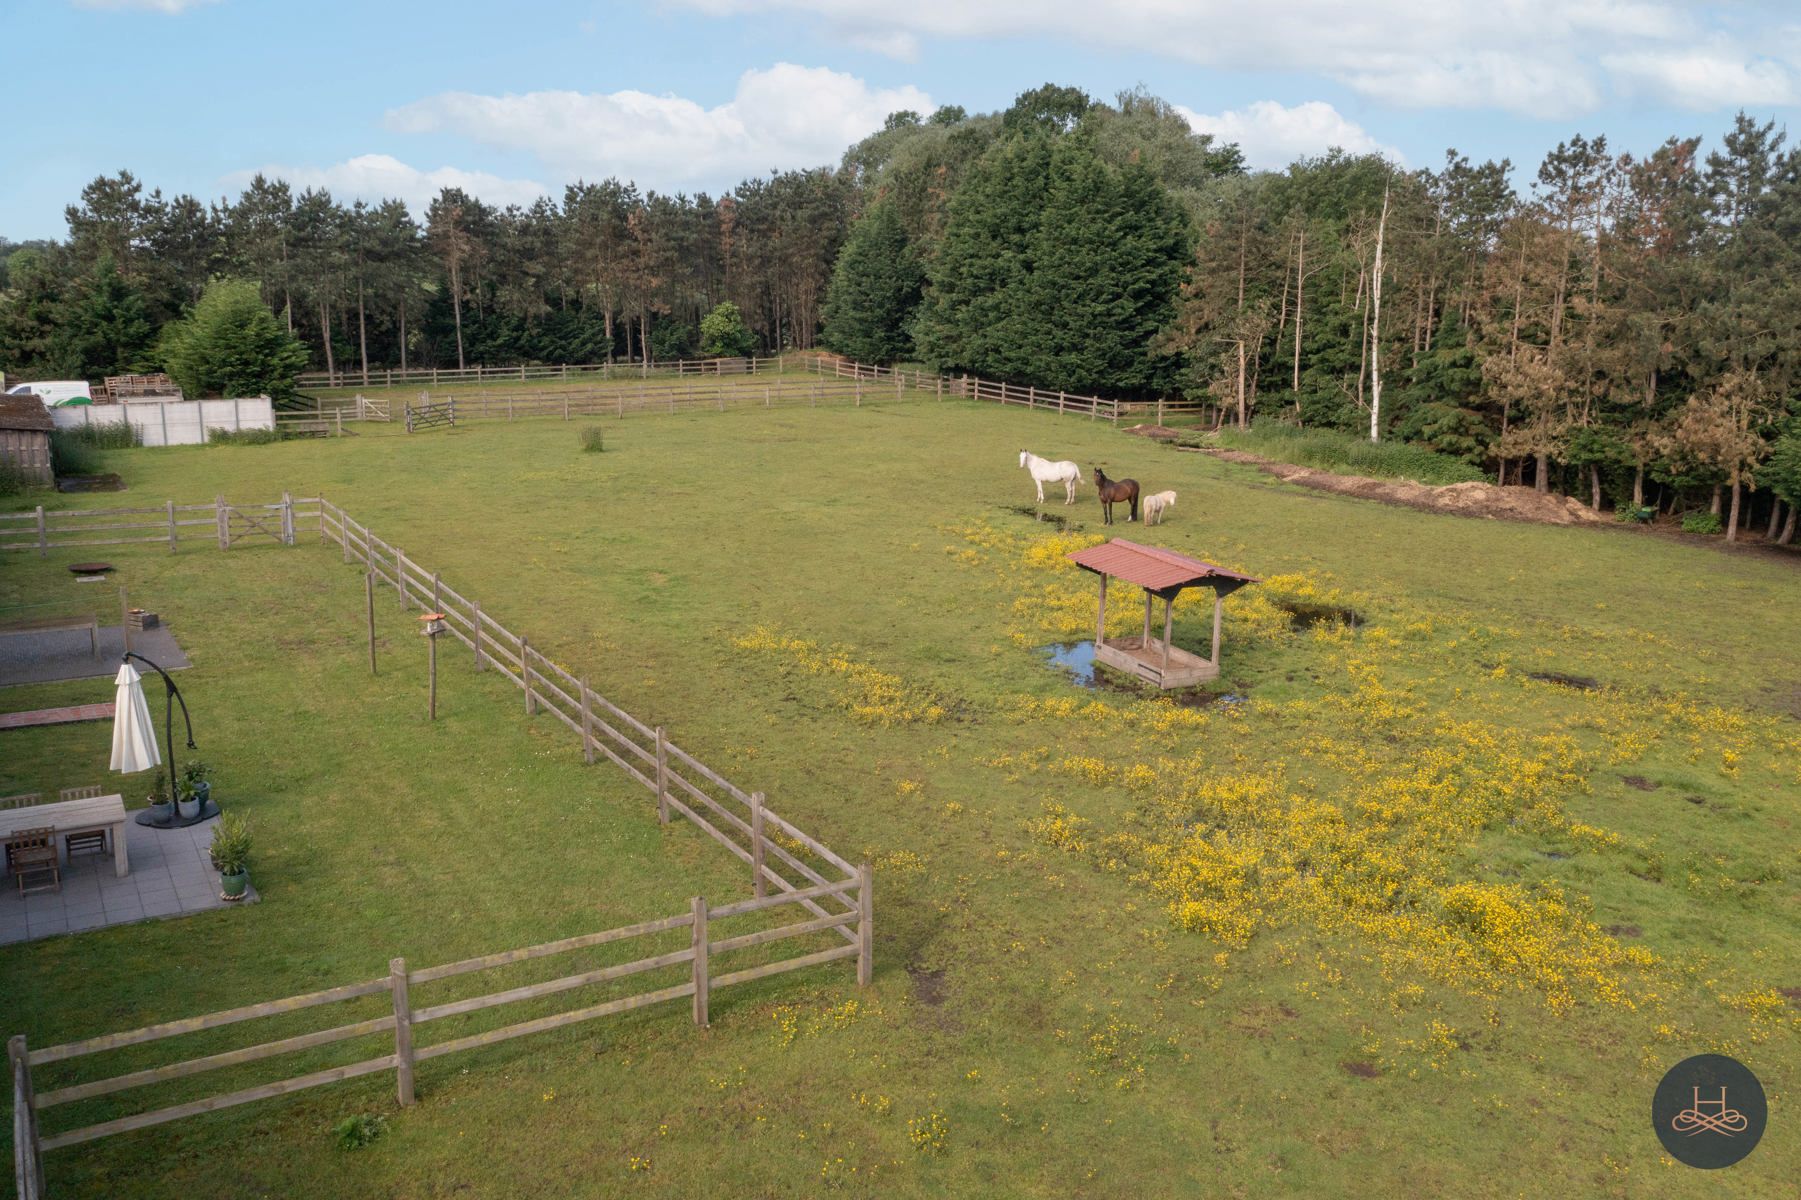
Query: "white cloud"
222 154 548 215
1601 46 1797 109
668 0 1798 118
71 0 217 11
385 64 933 188
1177 101 1401 170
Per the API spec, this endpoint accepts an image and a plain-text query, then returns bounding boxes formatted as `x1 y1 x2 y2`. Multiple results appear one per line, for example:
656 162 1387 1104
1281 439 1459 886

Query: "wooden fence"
800 353 1208 424
277 373 929 432
297 356 783 391
0 495 315 556
403 398 456 433
7 494 869 1194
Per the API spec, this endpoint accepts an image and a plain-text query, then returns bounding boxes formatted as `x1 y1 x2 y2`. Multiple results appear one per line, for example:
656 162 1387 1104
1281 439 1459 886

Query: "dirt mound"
1202 449 1607 526
1124 423 1185 441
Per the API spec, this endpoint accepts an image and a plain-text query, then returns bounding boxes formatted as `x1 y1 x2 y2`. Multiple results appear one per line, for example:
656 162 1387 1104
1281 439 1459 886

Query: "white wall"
52 397 275 447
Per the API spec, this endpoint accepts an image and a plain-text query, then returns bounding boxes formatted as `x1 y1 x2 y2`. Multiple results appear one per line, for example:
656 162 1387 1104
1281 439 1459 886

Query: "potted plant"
209 812 252 900
147 773 173 824
176 779 201 821
181 760 212 810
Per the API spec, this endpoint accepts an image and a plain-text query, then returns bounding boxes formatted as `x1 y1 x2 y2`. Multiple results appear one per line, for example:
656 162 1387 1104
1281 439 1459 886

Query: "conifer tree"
821 202 924 363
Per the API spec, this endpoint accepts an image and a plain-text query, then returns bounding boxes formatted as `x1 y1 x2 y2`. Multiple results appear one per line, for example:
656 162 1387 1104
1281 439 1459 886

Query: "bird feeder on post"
419 613 448 720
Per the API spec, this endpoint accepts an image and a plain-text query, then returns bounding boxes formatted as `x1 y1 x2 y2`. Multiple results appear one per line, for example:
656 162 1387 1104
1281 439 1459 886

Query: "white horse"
1019 450 1083 504
1142 490 1177 525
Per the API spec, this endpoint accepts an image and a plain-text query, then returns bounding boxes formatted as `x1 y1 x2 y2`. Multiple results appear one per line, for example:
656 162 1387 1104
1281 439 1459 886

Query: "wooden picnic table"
0 794 128 878
0 613 99 659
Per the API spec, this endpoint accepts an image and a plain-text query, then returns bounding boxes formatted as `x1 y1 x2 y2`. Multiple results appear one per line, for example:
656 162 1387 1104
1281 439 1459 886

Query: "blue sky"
5 0 1801 239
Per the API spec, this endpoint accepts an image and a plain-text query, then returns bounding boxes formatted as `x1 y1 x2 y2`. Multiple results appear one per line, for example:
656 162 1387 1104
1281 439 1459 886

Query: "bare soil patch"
1198 448 1608 526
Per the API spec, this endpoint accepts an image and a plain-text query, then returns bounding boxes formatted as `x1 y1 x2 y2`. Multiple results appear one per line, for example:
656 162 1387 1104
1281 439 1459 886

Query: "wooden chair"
2 794 45 871
7 828 60 895
60 786 110 859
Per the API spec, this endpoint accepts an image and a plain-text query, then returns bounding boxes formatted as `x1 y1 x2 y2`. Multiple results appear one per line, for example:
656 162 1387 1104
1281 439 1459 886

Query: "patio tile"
26 915 69 938
65 896 107 919
102 900 145 922
67 912 111 932
140 894 183 918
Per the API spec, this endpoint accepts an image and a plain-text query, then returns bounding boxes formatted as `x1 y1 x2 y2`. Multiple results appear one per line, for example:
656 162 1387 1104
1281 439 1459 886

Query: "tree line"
821 91 1801 541
0 166 851 388
2 83 1797 539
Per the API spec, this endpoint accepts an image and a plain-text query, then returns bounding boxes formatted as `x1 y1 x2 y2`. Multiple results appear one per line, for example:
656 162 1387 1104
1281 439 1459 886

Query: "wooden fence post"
167 499 177 553
281 491 295 545
750 792 766 898
472 602 484 670
340 507 351 562
216 495 228 548
10 1034 44 1200
366 572 377 675
857 863 873 987
389 958 416 1107
521 636 536 715
691 897 710 1028
655 727 670 824
580 678 595 764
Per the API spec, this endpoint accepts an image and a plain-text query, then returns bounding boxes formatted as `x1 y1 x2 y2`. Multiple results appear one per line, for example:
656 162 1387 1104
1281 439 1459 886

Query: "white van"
6 380 93 407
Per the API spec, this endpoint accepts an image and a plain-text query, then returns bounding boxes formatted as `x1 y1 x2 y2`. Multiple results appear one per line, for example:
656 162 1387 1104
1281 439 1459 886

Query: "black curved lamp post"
124 651 212 828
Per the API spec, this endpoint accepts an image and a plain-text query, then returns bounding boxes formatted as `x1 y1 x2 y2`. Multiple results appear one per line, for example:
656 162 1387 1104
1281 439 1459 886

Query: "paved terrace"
2 814 256 944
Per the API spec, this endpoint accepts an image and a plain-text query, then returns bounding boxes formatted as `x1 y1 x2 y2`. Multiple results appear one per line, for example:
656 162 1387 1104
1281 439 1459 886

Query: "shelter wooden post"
1142 590 1153 645
365 572 377 675
655 728 670 824
579 678 595 765
690 896 710 1028
472 602 484 670
1161 596 1174 673
388 958 415 1107
1210 594 1223 666
1095 574 1108 643
750 793 766 897
856 863 873 987
521 636 536 715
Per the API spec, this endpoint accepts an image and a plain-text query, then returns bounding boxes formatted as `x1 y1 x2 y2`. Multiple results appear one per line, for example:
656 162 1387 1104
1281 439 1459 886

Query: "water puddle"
1038 641 1241 708
1042 640 1097 685
1278 601 1363 630
1000 504 1075 531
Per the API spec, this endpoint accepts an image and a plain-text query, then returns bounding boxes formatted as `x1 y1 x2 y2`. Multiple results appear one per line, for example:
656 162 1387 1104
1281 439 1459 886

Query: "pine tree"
821 202 925 364
54 254 153 378
159 278 309 400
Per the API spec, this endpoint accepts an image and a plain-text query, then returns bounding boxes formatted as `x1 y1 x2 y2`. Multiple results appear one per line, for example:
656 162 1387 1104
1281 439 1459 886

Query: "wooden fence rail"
297 356 784 390
8 494 870 1193
280 375 913 431
0 497 318 556
799 352 1210 424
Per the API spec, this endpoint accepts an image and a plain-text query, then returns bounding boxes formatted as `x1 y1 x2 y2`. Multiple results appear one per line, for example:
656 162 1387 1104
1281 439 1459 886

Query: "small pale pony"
1018 450 1084 504
1142 490 1177 525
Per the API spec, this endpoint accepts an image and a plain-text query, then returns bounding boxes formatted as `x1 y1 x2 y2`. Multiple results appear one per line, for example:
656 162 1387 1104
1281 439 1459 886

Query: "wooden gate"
215 495 299 549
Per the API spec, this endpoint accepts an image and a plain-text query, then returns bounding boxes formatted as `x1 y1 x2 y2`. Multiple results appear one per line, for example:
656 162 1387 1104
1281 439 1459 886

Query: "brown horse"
1092 466 1140 525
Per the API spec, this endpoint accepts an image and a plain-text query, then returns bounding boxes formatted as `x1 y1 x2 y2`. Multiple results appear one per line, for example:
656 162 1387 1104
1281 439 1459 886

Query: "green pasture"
2 395 1797 1198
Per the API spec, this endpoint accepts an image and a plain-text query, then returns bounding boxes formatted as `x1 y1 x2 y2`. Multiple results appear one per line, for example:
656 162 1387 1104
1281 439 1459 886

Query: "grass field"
3 394 1798 1198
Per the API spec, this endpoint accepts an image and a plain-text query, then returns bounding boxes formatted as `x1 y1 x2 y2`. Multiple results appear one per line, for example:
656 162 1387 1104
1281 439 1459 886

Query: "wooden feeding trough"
1067 539 1260 689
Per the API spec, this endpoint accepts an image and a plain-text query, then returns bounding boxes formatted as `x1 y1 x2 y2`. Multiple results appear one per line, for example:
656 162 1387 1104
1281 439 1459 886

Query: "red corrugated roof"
1067 539 1260 591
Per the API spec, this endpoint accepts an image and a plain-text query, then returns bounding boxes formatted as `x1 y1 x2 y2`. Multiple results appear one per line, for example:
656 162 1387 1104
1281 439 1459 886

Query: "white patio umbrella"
110 661 161 774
